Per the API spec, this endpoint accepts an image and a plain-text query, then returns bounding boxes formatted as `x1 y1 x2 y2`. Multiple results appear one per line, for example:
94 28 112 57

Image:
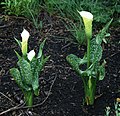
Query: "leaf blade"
10 68 31 91
17 58 33 85
37 39 46 59
96 19 113 45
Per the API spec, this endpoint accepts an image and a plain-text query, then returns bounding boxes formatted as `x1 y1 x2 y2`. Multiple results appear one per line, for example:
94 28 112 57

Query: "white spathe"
21 29 30 56
27 50 35 61
21 29 30 42
78 10 93 39
79 11 93 20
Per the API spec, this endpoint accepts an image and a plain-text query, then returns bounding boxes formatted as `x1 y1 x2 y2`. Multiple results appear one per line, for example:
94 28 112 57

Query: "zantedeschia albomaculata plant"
21 29 30 56
66 11 113 105
10 29 49 107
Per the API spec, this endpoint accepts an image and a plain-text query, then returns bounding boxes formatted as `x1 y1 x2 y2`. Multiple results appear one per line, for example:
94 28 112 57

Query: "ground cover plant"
43 0 120 23
1 0 42 29
0 0 120 116
105 100 120 116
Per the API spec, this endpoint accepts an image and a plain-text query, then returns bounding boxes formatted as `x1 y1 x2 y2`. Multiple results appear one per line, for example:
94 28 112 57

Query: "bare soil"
0 13 120 116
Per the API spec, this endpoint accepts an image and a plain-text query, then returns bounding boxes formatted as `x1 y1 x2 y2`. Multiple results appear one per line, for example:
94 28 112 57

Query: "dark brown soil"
0 14 120 116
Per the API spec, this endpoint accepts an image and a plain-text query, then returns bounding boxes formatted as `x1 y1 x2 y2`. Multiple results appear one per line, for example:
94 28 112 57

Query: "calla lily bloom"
27 50 35 61
21 29 30 56
78 11 93 39
78 11 93 68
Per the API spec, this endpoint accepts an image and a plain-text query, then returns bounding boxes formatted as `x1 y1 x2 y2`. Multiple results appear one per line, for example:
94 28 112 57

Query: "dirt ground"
0 13 120 116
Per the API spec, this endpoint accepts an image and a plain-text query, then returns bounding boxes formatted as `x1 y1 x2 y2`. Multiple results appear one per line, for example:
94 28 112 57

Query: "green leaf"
38 56 49 74
30 58 37 73
66 54 80 68
32 70 39 96
10 68 31 91
42 55 50 68
115 5 120 13
98 61 106 80
29 58 39 95
34 89 39 96
66 54 99 77
14 37 22 48
14 50 21 60
96 19 113 45
90 39 102 62
37 39 46 59
31 56 49 96
17 58 33 85
32 71 39 96
98 65 105 80
66 54 84 75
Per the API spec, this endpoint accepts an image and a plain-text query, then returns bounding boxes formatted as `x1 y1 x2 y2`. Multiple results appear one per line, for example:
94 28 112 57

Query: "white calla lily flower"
27 50 35 61
78 11 93 39
79 11 93 20
21 29 30 56
21 29 30 42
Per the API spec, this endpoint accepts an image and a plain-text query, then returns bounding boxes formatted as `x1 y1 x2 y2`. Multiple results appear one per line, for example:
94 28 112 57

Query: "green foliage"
66 18 112 105
96 19 113 45
25 0 43 29
105 106 111 116
64 20 86 45
1 0 42 29
90 39 103 62
17 58 33 85
10 68 31 91
1 0 24 16
1 0 39 16
44 0 119 23
115 101 120 116
1 0 119 30
43 0 116 45
105 101 120 116
10 39 49 106
44 0 81 19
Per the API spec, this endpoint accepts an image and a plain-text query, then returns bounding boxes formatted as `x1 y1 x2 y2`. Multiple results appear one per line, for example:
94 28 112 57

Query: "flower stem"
24 91 33 107
84 77 97 105
87 36 90 68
